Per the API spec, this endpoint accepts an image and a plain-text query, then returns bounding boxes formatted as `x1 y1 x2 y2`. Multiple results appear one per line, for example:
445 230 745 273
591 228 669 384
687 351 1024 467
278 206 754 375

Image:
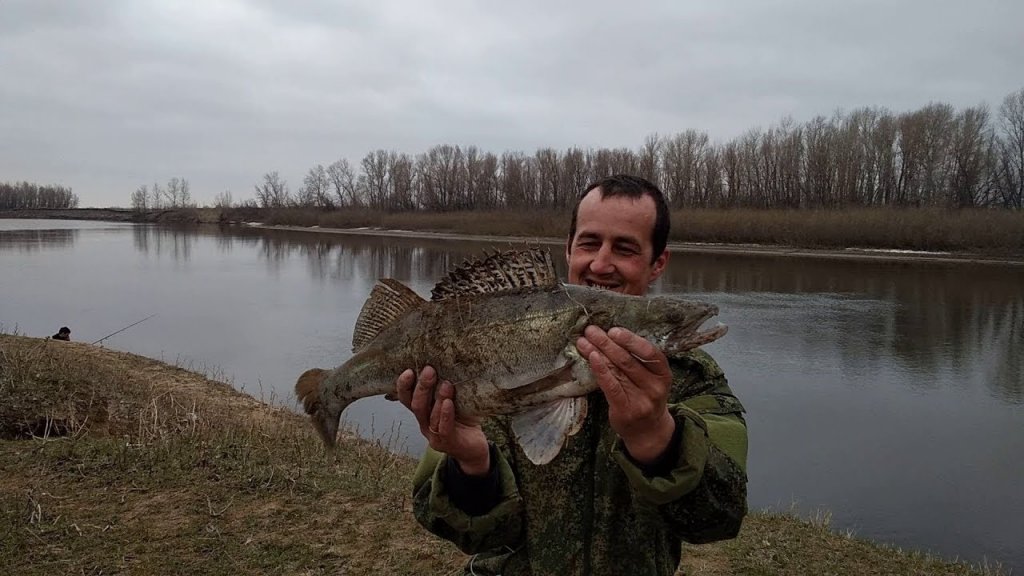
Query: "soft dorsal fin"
430 248 558 301
352 278 426 352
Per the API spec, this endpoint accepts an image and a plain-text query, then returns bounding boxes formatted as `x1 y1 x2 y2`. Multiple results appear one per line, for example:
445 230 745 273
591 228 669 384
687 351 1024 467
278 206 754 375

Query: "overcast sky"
2 0 1021 207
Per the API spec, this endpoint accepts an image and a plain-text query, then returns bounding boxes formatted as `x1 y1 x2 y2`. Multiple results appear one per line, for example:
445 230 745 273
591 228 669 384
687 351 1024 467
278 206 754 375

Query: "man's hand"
396 366 491 476
576 325 677 465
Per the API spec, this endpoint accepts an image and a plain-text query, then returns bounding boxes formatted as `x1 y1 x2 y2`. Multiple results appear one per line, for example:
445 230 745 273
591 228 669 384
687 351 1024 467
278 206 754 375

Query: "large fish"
296 248 727 465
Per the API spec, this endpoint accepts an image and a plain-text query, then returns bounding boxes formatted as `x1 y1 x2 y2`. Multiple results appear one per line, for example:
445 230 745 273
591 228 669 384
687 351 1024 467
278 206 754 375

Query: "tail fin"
295 368 346 448
295 368 326 416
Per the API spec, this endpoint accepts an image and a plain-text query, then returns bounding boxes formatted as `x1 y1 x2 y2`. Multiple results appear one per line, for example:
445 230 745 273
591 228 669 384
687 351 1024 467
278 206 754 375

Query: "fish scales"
333 286 591 413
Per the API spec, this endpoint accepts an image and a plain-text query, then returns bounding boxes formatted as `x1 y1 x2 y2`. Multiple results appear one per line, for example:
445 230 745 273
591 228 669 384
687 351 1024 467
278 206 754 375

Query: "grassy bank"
227 206 1024 256
0 334 1007 575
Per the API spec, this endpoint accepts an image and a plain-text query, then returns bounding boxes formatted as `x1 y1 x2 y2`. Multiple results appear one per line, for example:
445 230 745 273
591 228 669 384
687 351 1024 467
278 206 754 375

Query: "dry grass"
679 510 1008 576
0 334 464 575
0 333 1009 575
677 207 1024 253
221 206 1024 255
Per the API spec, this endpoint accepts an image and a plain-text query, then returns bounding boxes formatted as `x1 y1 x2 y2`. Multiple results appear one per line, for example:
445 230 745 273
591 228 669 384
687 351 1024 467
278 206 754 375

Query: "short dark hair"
58 327 70 334
567 174 670 262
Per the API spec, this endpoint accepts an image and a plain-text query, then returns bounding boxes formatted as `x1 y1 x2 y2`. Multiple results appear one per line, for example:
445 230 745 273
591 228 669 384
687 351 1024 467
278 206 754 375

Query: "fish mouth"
659 307 729 354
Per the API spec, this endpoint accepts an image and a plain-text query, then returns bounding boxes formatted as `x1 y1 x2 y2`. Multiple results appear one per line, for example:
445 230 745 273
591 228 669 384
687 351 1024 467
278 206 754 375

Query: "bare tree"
947 105 993 208
150 181 165 209
662 130 709 208
871 111 899 205
591 148 638 180
561 147 591 205
465 147 500 209
535 148 561 208
702 145 725 207
254 171 291 208
638 134 661 188
327 158 361 207
499 151 531 208
298 164 332 208
131 185 149 211
895 111 924 206
213 190 233 208
361 150 390 210
918 103 956 207
417 145 466 211
165 177 192 208
721 141 744 208
388 152 416 211
995 88 1024 208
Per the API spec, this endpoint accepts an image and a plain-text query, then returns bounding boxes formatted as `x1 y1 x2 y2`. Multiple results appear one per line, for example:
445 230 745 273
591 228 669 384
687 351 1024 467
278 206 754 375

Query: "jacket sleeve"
410 419 527 555
610 349 749 543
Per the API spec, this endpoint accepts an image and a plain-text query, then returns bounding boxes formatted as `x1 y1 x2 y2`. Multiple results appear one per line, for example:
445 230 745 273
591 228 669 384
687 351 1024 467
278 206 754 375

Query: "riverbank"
0 207 224 224
256 223 1024 268
4 206 1023 261
0 334 1007 575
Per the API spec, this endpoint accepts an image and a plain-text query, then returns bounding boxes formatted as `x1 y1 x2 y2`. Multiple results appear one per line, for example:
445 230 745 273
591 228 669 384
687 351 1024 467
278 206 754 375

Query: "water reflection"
0 228 77 252
77 224 1024 404
214 226 566 289
659 255 1024 404
132 225 195 262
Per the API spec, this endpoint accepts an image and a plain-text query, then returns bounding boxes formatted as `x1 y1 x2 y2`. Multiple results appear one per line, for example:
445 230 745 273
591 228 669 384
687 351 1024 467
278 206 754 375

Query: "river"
1 219 1021 571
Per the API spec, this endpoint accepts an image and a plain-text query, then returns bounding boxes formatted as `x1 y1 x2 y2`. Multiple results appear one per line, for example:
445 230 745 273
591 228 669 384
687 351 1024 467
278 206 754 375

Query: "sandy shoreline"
246 223 1024 268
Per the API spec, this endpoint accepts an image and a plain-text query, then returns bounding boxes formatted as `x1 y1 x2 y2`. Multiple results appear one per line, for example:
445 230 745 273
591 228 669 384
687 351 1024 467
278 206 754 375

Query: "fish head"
613 294 728 354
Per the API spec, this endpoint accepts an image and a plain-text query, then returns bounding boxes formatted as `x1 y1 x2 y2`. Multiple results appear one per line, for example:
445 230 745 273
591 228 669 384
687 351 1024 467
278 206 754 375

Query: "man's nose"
589 245 615 274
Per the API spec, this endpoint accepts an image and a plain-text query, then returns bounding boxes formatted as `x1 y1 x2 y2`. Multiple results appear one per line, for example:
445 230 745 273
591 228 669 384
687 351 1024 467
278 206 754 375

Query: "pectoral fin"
511 396 588 465
495 360 575 391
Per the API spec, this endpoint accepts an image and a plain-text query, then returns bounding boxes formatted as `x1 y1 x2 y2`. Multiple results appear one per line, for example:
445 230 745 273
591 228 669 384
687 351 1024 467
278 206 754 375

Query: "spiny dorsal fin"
430 248 558 301
352 278 426 352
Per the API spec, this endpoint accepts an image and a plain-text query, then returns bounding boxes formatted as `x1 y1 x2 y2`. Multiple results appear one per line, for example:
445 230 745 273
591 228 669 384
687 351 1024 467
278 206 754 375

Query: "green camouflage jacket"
411 350 748 576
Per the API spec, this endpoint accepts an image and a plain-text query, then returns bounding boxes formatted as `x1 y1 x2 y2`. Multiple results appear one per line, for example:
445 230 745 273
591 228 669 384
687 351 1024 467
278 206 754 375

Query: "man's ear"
648 250 669 283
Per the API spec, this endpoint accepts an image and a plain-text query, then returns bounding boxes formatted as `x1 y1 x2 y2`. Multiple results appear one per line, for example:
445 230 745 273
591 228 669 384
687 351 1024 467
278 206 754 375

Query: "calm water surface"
2 219 1022 571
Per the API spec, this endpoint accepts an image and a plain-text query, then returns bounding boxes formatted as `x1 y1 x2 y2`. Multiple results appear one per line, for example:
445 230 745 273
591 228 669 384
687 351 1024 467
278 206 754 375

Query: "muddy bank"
0 207 224 224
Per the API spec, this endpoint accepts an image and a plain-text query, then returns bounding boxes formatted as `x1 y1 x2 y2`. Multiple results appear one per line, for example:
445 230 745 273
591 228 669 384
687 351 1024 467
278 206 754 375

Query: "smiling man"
398 174 748 576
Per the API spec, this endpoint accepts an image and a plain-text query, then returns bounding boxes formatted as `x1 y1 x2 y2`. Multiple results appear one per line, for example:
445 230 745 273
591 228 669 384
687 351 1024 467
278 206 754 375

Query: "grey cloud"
1 0 1021 206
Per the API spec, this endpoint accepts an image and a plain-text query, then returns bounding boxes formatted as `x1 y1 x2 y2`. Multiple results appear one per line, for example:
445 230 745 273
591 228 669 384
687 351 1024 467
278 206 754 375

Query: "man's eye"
615 245 639 255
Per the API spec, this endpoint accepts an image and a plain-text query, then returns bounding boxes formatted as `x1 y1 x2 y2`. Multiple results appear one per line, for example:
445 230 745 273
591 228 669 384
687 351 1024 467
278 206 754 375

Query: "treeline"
0 182 78 210
243 88 1023 212
130 177 196 210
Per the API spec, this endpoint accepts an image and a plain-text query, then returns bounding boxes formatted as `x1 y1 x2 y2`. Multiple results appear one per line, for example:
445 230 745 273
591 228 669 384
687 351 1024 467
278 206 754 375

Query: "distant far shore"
0 207 224 224
3 206 1023 266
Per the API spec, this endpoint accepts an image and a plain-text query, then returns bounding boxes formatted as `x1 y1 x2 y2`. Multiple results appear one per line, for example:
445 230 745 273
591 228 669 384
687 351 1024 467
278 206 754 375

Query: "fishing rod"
91 314 157 345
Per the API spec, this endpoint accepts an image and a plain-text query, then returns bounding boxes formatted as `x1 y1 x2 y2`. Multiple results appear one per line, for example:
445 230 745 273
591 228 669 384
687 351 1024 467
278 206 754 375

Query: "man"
51 326 71 341
396 174 748 575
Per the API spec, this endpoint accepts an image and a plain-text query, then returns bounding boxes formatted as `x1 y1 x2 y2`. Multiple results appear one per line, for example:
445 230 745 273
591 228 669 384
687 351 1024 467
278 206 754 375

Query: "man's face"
566 189 668 296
